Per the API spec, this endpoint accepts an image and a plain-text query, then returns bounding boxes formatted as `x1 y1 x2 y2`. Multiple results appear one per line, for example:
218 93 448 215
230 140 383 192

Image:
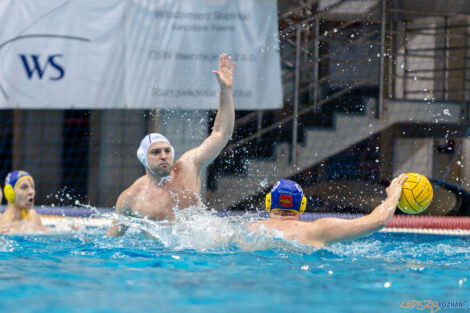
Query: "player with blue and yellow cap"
3 170 34 204
265 179 307 215
0 170 48 233
250 174 408 248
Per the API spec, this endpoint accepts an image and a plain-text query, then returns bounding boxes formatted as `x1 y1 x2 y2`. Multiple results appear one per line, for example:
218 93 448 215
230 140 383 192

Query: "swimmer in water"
0 170 48 234
249 174 407 248
108 53 235 236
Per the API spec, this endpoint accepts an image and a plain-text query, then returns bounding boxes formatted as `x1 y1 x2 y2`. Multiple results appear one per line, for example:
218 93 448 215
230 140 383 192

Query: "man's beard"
155 164 171 177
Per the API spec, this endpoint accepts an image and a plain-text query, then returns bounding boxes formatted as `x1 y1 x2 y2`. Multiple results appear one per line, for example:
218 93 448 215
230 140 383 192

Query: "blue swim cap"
4 170 34 203
265 179 307 214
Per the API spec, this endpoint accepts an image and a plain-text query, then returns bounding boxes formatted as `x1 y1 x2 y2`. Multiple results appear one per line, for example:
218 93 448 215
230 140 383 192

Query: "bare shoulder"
281 220 327 248
176 149 200 171
246 220 264 232
168 157 199 180
29 209 42 222
291 220 318 233
116 177 145 214
28 210 49 232
302 219 328 236
300 218 349 248
127 176 147 192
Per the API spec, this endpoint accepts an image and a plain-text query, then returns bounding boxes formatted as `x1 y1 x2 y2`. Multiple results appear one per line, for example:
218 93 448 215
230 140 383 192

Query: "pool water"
0 210 469 313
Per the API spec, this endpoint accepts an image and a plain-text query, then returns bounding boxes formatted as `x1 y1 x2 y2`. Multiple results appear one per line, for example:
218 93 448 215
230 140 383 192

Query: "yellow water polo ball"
398 173 433 214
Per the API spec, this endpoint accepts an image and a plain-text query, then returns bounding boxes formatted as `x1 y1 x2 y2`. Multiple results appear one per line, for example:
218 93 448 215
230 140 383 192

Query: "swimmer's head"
266 179 307 215
4 170 35 209
137 133 175 177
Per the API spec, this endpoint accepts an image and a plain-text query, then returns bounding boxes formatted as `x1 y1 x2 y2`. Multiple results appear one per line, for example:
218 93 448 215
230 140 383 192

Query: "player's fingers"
400 176 408 185
222 53 227 67
219 54 224 70
398 174 408 184
231 61 236 72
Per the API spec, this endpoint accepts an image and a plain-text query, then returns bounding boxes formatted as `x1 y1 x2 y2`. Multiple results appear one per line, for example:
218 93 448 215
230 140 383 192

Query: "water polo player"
249 174 407 248
0 170 48 234
108 54 235 237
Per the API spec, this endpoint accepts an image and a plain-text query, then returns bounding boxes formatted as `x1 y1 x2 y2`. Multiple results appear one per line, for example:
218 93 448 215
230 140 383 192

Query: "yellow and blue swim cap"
3 170 34 203
266 179 307 215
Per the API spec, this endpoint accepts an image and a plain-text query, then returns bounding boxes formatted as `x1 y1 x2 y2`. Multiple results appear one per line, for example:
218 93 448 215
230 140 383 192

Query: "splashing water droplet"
260 179 268 188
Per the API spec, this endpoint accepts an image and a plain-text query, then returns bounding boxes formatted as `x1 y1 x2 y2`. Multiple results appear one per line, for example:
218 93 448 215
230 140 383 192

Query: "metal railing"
213 0 470 184
233 0 381 131
222 1 383 164
384 3 470 103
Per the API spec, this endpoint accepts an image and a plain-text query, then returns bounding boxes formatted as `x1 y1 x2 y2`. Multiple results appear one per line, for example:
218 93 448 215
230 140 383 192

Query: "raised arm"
107 190 133 237
309 174 407 247
182 54 235 168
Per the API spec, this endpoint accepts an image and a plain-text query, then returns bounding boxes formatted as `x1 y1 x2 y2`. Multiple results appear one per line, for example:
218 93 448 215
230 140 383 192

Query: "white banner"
0 0 282 110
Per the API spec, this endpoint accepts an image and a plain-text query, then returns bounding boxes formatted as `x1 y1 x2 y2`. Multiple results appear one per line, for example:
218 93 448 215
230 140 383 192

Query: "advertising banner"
0 0 282 110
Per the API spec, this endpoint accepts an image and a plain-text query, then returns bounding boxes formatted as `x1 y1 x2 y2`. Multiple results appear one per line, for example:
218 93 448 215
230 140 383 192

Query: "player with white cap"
108 54 235 236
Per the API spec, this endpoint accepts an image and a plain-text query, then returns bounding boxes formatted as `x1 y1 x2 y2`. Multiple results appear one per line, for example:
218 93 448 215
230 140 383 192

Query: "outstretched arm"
310 174 407 247
181 54 235 168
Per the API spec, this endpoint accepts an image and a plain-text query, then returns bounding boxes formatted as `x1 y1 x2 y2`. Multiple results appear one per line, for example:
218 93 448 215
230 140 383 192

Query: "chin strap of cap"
159 176 173 185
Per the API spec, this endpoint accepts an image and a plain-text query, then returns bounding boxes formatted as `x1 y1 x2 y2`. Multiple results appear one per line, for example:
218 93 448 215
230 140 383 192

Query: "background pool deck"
2 206 470 235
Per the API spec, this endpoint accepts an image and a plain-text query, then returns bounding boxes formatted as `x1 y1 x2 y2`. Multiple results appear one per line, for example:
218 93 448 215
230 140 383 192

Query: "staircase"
206 0 470 209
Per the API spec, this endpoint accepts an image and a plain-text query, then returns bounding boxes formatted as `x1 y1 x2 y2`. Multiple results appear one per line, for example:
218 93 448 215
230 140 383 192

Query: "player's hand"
386 174 407 200
213 53 235 90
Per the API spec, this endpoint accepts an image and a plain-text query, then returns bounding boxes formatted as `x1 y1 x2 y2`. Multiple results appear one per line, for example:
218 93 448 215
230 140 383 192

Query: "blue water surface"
0 229 469 313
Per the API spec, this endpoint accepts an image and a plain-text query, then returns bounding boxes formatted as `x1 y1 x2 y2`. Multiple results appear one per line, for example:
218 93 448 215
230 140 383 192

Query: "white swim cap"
137 133 175 168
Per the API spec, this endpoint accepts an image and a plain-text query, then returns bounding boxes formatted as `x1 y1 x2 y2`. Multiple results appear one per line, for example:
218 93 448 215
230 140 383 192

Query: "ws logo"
0 34 89 100
20 54 64 80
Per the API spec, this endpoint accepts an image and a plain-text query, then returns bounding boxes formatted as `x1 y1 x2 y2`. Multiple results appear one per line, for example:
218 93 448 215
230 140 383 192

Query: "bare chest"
132 181 201 220
1 219 43 234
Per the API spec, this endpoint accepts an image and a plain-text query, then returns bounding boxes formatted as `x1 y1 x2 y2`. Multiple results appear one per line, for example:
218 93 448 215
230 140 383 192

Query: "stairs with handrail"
206 0 470 209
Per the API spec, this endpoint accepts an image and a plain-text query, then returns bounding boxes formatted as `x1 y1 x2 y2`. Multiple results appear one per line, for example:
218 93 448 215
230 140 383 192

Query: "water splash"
0 237 15 252
99 205 316 253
